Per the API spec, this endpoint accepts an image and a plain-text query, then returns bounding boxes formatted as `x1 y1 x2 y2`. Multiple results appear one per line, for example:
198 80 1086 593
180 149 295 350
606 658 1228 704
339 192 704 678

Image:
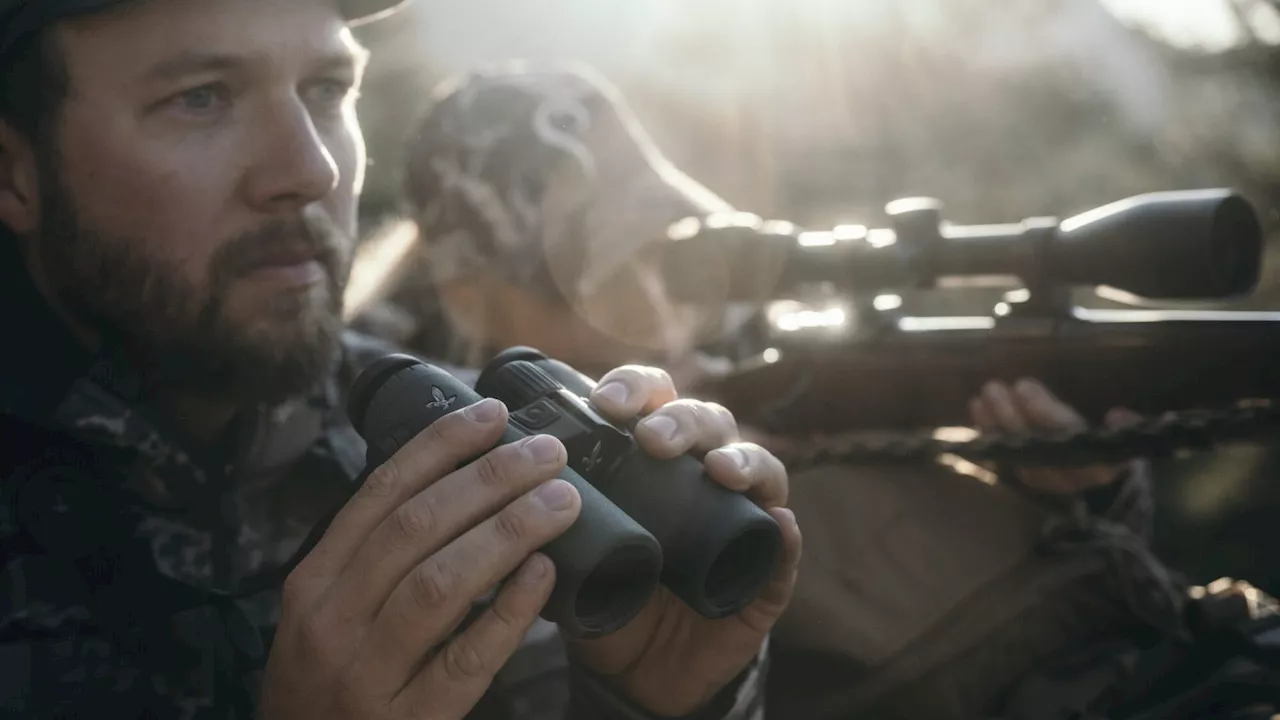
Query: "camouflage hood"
402 63 735 302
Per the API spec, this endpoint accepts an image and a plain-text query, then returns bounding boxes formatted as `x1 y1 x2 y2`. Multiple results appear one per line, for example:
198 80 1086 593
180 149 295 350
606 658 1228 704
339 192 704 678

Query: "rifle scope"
660 189 1263 303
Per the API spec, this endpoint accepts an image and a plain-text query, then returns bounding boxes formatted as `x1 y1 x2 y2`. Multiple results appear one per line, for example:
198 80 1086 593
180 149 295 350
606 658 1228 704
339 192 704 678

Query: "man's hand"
572 366 804 717
262 399 580 720
969 378 1142 495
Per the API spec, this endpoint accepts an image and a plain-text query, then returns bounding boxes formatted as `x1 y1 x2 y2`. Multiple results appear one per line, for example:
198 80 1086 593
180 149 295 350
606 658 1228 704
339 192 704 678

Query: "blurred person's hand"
970 379 1144 495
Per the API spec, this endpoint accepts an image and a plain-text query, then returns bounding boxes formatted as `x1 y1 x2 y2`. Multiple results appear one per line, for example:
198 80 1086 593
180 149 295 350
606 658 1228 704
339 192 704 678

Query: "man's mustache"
213 213 348 284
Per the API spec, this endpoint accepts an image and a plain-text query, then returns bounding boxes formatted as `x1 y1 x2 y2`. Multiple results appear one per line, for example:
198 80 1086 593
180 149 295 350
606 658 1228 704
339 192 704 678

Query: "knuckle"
389 499 438 546
736 440 766 461
442 638 491 683
296 613 346 671
492 505 529 545
730 442 764 469
489 598 524 636
707 402 738 431
648 366 676 391
683 400 712 427
361 459 402 500
703 400 729 417
665 401 707 437
472 449 515 490
659 399 695 423
280 570 315 610
410 561 455 610
766 450 789 480
639 369 677 402
763 454 790 502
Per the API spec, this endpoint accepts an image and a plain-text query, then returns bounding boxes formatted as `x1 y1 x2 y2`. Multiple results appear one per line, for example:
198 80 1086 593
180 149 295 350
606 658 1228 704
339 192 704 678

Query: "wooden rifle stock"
692 310 1280 435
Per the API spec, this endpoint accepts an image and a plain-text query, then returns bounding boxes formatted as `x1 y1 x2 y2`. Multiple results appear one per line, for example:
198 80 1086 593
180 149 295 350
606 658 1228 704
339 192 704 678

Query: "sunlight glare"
1099 0 1266 52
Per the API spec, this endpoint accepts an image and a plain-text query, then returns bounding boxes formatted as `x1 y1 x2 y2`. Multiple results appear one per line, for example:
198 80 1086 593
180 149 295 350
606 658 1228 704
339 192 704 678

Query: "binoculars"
347 347 782 638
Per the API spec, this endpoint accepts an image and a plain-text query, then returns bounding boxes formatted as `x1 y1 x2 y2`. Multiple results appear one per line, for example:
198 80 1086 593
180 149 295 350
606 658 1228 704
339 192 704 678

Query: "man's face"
33 0 367 403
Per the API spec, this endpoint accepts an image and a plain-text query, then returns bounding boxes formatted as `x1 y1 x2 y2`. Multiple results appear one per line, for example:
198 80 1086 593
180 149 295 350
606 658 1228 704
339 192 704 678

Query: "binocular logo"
425 386 457 411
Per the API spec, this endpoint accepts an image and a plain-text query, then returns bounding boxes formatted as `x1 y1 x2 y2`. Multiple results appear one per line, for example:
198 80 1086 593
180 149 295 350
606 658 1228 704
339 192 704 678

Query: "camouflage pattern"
401 63 733 303
348 65 756 368
0 264 766 720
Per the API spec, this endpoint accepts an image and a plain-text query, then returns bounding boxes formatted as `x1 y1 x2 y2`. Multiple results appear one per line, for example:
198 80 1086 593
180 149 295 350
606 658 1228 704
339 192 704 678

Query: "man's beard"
37 178 352 407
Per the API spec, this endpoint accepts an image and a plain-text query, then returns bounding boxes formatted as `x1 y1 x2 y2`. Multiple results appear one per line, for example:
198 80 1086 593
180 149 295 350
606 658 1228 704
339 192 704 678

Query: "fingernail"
596 382 629 405
1013 378 1039 397
522 435 563 465
465 398 504 423
534 479 575 511
717 447 751 471
641 414 680 442
518 554 550 584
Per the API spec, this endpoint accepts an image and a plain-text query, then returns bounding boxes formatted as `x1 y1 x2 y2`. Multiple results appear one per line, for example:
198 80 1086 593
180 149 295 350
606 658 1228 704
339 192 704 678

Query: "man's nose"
244 100 340 212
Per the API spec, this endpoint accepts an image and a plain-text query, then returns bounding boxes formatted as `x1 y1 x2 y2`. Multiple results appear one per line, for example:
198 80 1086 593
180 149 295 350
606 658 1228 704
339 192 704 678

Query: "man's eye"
308 79 356 106
171 84 228 113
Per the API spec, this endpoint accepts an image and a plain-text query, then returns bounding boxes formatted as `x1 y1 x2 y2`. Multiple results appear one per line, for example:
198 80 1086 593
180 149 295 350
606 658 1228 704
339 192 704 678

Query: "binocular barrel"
662 189 1263 303
347 355 663 639
477 347 783 620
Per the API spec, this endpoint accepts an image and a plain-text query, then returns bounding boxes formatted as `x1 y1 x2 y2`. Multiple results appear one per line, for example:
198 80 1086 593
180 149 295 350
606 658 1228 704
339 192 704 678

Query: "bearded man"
0 2 801 718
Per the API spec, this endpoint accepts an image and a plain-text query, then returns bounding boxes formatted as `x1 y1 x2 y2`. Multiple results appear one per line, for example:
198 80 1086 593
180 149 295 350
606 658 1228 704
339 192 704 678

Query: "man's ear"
0 121 41 235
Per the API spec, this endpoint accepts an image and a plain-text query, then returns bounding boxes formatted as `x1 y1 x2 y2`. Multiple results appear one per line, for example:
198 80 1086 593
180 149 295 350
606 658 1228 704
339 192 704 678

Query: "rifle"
662 189 1280 466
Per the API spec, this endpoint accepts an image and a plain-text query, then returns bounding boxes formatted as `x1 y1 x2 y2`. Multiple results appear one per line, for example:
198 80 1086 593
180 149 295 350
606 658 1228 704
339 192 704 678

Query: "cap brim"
2 0 410 60
4 0 409 34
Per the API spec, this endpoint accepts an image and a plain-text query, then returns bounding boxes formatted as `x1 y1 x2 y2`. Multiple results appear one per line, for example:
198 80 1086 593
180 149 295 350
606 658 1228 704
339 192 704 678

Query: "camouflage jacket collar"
0 264 375 594
0 251 440 598
49 339 353 490
0 239 347 463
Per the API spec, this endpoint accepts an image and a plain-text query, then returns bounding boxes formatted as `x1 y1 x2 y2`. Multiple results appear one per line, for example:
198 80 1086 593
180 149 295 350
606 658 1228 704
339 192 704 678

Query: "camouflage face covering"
403 63 734 303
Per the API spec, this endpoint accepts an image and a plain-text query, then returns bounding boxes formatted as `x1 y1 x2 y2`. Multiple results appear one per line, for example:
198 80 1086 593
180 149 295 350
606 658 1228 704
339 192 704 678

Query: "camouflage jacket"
0 254 766 720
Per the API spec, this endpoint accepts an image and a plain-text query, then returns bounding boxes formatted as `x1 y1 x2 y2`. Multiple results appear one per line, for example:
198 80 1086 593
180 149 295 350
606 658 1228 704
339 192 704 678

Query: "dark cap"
1 0 410 61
